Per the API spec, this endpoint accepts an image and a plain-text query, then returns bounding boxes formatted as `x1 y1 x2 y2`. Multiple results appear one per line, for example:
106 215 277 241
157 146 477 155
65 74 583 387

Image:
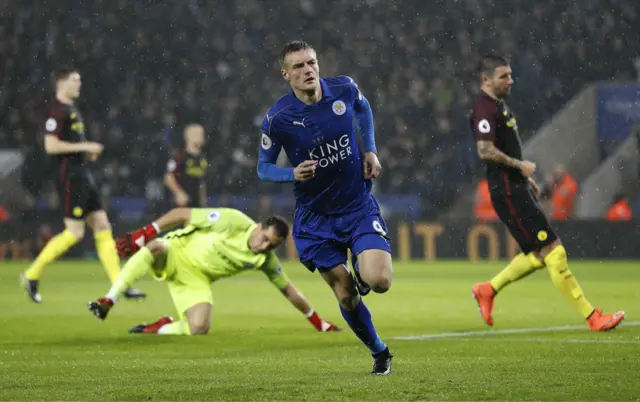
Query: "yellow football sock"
545 245 594 318
157 321 192 335
95 230 121 283
105 247 153 301
24 230 79 280
490 252 544 292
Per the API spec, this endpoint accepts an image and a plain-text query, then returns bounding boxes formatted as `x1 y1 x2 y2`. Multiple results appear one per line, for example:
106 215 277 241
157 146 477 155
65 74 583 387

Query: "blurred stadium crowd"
1 0 637 219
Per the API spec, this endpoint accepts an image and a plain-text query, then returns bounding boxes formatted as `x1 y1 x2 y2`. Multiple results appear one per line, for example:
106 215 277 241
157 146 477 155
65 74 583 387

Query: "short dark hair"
262 215 290 239
476 54 510 77
52 67 78 86
279 40 313 68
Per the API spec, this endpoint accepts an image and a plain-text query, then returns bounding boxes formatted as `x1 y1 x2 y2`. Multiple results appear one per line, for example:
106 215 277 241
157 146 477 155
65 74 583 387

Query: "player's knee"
92 221 111 233
188 321 210 335
331 275 360 310
146 240 168 257
338 291 361 310
89 216 111 233
66 226 85 241
544 244 567 267
370 274 392 294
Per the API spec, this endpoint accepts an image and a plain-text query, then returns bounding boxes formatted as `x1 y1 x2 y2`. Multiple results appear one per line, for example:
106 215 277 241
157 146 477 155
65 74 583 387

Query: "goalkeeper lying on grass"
88 207 339 335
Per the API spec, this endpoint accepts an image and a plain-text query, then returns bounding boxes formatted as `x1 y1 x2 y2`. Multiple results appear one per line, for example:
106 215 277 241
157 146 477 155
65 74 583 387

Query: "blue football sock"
340 300 387 355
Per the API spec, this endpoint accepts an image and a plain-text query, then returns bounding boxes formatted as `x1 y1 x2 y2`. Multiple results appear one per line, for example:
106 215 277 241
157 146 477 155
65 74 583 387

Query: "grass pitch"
0 260 638 401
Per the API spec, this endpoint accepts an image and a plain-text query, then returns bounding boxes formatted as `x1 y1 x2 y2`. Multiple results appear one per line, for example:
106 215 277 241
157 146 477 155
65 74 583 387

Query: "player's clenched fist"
294 160 317 181
115 223 160 258
84 142 104 155
363 152 382 180
84 142 104 161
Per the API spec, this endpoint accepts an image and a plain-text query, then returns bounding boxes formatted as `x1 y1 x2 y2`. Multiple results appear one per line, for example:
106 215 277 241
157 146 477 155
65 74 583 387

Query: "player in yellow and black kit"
20 67 145 302
469 55 624 332
164 124 208 208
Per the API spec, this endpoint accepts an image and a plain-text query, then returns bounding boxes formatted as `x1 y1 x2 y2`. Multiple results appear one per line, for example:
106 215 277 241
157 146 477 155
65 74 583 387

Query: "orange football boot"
472 282 496 326
587 309 625 331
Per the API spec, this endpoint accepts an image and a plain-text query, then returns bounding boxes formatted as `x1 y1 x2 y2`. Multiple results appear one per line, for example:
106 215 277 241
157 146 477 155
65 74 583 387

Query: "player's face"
249 225 285 254
486 66 513 99
60 72 82 99
282 49 319 92
186 126 205 150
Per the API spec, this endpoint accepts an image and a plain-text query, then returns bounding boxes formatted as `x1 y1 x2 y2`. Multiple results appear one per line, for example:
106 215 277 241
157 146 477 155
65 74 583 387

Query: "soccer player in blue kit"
257 40 393 375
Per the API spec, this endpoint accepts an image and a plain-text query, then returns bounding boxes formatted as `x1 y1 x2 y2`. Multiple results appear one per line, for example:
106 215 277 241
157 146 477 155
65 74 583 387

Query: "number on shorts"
372 220 387 236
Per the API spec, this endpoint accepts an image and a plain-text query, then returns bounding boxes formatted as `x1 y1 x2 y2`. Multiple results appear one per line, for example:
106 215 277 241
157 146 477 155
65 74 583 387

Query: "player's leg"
294 214 392 374
471 192 545 326
345 199 393 296
293 207 392 374
130 272 213 335
350 214 393 294
182 303 213 335
134 302 213 335
509 193 625 330
319 265 392 375
88 239 165 320
86 209 145 299
23 218 84 283
348 253 370 296
86 210 120 283
475 191 624 330
351 248 393 295
21 177 87 302
535 238 625 331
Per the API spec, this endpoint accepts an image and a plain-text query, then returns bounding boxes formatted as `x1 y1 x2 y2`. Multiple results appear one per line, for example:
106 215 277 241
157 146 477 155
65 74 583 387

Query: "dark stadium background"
0 0 639 259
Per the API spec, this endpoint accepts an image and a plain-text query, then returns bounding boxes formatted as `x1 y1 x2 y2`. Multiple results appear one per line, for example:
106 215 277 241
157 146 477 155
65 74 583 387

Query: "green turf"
0 260 638 401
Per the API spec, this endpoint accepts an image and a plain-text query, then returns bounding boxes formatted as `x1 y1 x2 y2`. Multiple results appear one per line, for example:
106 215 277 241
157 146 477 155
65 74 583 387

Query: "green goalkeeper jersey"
161 208 289 289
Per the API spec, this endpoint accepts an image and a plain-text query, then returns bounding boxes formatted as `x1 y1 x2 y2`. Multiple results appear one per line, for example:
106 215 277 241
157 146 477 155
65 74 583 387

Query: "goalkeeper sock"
339 300 387 355
94 229 121 283
157 321 192 335
490 252 544 292
24 230 79 280
545 245 595 318
106 247 153 302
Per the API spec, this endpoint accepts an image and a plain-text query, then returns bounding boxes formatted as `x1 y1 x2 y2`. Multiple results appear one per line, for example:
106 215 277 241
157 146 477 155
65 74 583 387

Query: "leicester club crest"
332 100 346 116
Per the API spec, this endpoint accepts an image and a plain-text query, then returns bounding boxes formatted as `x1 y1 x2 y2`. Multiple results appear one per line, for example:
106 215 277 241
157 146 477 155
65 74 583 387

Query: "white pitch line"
434 338 640 345
392 321 640 341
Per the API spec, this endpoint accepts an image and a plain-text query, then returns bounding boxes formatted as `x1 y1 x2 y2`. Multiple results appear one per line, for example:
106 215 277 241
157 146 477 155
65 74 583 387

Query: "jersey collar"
480 89 502 104
288 78 334 111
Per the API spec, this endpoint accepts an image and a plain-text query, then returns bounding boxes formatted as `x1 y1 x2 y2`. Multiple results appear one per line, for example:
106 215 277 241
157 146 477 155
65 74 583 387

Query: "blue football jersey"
259 76 372 215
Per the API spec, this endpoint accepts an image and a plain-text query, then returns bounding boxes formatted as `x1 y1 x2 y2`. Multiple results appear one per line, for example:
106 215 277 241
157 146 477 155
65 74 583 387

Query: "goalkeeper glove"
115 223 160 258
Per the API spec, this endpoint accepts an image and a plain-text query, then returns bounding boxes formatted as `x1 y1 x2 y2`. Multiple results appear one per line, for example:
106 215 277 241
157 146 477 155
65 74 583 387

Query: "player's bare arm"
280 283 313 314
44 134 103 155
153 207 192 230
277 281 340 332
164 173 190 206
260 249 339 332
476 140 536 177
